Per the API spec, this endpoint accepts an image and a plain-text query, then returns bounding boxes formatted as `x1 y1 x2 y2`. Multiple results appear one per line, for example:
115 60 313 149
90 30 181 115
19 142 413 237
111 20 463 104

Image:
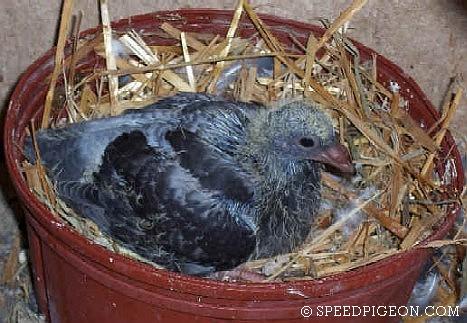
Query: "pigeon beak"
310 143 354 174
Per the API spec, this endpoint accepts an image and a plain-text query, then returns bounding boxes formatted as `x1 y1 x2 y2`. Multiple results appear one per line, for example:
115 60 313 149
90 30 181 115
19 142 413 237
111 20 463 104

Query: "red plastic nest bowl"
4 9 464 323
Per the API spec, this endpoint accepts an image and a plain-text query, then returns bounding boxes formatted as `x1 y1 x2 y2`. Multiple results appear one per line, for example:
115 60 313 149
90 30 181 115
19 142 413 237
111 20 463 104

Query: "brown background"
1 0 466 118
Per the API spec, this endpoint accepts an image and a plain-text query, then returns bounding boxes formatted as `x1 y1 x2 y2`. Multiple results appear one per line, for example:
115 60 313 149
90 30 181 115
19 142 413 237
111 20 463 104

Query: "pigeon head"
242 100 353 258
244 101 353 178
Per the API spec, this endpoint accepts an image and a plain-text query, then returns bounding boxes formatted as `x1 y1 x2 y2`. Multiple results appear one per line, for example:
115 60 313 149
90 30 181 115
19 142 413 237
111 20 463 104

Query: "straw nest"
22 0 464 284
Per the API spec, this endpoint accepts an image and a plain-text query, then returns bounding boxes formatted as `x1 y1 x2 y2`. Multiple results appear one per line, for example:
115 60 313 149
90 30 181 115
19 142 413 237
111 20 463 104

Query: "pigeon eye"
299 137 316 148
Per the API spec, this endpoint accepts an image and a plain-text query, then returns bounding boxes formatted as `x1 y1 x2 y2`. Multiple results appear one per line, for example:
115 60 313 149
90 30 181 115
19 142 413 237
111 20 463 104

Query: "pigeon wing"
94 130 256 275
23 93 259 274
24 108 180 183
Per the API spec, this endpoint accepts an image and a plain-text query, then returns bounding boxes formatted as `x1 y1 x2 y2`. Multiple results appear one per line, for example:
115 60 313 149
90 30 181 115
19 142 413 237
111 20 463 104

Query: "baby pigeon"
25 93 353 276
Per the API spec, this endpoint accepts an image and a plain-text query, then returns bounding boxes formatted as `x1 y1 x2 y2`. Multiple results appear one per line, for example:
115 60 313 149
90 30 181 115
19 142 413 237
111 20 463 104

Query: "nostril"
299 137 315 148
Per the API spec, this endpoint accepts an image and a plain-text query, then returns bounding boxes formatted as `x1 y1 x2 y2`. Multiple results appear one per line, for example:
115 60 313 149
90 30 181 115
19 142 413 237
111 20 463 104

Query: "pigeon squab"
26 93 354 277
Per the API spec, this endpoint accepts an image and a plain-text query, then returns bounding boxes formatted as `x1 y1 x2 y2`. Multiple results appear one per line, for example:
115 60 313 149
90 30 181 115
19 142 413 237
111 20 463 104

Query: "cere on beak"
309 142 354 175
